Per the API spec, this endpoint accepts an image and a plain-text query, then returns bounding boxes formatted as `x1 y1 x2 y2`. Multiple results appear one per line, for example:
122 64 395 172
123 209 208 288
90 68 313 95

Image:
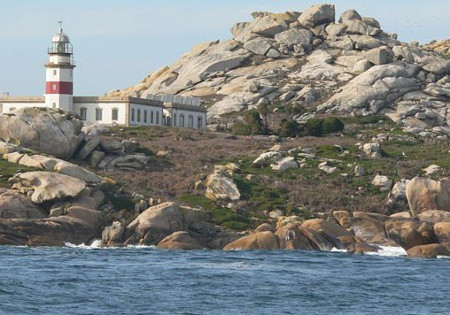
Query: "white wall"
73 102 128 125
168 108 206 129
49 55 71 64
129 103 163 126
0 102 46 113
46 68 73 82
45 94 73 111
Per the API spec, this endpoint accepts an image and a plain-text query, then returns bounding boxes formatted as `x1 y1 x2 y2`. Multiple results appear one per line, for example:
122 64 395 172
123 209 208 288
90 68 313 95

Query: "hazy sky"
0 0 449 96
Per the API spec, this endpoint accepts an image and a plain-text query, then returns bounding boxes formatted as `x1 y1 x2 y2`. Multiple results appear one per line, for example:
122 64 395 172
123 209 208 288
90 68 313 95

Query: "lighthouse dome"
52 28 70 43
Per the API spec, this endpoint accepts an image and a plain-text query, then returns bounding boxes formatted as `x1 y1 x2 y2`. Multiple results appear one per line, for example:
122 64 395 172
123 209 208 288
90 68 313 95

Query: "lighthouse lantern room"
45 22 75 112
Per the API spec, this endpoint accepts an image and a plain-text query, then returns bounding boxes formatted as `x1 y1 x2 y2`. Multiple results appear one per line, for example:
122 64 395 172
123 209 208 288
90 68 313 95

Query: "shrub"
322 117 344 134
232 122 252 135
232 110 265 135
279 119 300 137
304 118 323 136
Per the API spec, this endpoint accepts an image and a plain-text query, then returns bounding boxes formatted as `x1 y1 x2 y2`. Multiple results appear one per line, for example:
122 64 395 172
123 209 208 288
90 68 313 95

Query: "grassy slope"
97 119 449 231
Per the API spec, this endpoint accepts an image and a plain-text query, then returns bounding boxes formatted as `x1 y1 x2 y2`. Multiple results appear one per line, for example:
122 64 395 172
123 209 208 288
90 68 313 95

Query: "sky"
0 0 449 96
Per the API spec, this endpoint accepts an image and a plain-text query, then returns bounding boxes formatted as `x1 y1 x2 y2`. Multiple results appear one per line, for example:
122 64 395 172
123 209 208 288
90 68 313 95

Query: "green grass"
178 194 252 231
0 159 38 187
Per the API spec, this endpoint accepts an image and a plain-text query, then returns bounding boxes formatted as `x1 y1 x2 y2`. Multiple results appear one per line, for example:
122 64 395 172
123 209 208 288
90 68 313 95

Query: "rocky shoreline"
0 3 449 259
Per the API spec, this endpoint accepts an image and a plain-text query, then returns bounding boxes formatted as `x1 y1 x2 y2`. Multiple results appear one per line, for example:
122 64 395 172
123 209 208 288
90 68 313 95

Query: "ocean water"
0 244 449 315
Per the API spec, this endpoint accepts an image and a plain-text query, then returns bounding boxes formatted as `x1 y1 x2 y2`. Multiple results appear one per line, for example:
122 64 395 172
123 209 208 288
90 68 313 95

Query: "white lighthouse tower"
45 23 75 112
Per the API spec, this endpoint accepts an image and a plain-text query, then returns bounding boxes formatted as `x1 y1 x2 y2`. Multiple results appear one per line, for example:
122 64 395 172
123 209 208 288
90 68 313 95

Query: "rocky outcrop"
406 177 450 216
223 231 280 250
407 243 450 258
9 171 86 204
0 216 97 246
0 188 46 219
123 202 217 246
157 231 205 250
0 108 83 159
205 170 240 201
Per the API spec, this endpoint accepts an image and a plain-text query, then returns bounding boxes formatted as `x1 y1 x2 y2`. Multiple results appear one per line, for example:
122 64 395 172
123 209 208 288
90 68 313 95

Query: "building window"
173 114 177 127
156 111 160 125
112 108 118 121
144 110 147 123
150 111 154 124
179 114 185 127
53 84 57 91
79 107 87 121
188 115 194 128
197 116 203 129
53 69 57 75
137 109 141 122
131 108 135 121
95 108 103 121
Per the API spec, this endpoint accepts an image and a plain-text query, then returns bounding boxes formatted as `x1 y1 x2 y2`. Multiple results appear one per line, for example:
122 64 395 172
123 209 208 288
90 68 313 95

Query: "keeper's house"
0 26 207 129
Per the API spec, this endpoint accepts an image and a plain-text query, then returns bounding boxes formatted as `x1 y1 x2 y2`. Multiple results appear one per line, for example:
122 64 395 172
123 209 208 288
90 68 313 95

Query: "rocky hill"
109 3 450 137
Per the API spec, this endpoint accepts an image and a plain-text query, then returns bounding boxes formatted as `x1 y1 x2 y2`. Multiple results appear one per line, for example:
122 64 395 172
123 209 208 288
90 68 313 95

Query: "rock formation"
109 3 449 138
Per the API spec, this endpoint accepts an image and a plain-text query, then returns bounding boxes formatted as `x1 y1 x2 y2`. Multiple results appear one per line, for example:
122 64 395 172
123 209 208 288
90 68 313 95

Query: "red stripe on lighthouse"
46 81 73 95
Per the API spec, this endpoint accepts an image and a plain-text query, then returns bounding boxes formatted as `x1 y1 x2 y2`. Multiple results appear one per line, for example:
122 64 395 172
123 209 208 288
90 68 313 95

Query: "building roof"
52 28 70 43
164 102 207 113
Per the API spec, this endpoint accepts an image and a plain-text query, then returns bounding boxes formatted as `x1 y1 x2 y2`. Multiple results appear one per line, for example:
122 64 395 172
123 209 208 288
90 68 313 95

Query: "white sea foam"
365 246 407 257
64 239 103 249
64 240 156 250
330 248 347 253
437 255 450 259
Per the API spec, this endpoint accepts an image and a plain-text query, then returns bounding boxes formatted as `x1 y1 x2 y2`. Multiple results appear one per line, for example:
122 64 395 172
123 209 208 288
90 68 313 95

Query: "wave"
365 246 407 257
64 240 156 250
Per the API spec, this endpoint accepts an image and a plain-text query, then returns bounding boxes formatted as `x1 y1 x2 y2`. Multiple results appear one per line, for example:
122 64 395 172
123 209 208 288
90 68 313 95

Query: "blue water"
0 247 449 315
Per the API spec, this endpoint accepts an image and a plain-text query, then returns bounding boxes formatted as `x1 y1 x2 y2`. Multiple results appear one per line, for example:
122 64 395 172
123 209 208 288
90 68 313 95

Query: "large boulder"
223 231 280 250
0 108 83 159
124 202 186 245
0 188 47 219
406 177 450 216
433 222 450 244
205 171 240 201
301 219 351 238
9 171 86 204
274 28 313 48
407 244 450 258
350 216 391 245
298 4 335 28
102 221 125 247
418 210 450 223
0 216 97 246
385 218 437 250
320 63 421 114
275 223 342 251
157 231 205 250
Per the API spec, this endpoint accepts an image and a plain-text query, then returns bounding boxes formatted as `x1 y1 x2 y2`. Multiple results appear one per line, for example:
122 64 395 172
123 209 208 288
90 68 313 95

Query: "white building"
0 25 207 128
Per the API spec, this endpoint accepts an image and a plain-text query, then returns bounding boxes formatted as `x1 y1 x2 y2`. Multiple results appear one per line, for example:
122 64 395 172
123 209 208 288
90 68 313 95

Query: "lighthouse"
45 23 75 112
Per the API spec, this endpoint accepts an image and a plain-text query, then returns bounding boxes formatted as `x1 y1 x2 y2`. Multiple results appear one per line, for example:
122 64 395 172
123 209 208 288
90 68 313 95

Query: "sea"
0 243 449 315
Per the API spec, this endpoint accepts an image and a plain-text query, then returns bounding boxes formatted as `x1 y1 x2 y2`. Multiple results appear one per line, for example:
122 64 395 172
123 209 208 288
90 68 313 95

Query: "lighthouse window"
144 110 147 123
52 84 57 91
137 109 141 122
112 108 118 121
95 108 103 121
79 107 87 121
53 70 57 75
